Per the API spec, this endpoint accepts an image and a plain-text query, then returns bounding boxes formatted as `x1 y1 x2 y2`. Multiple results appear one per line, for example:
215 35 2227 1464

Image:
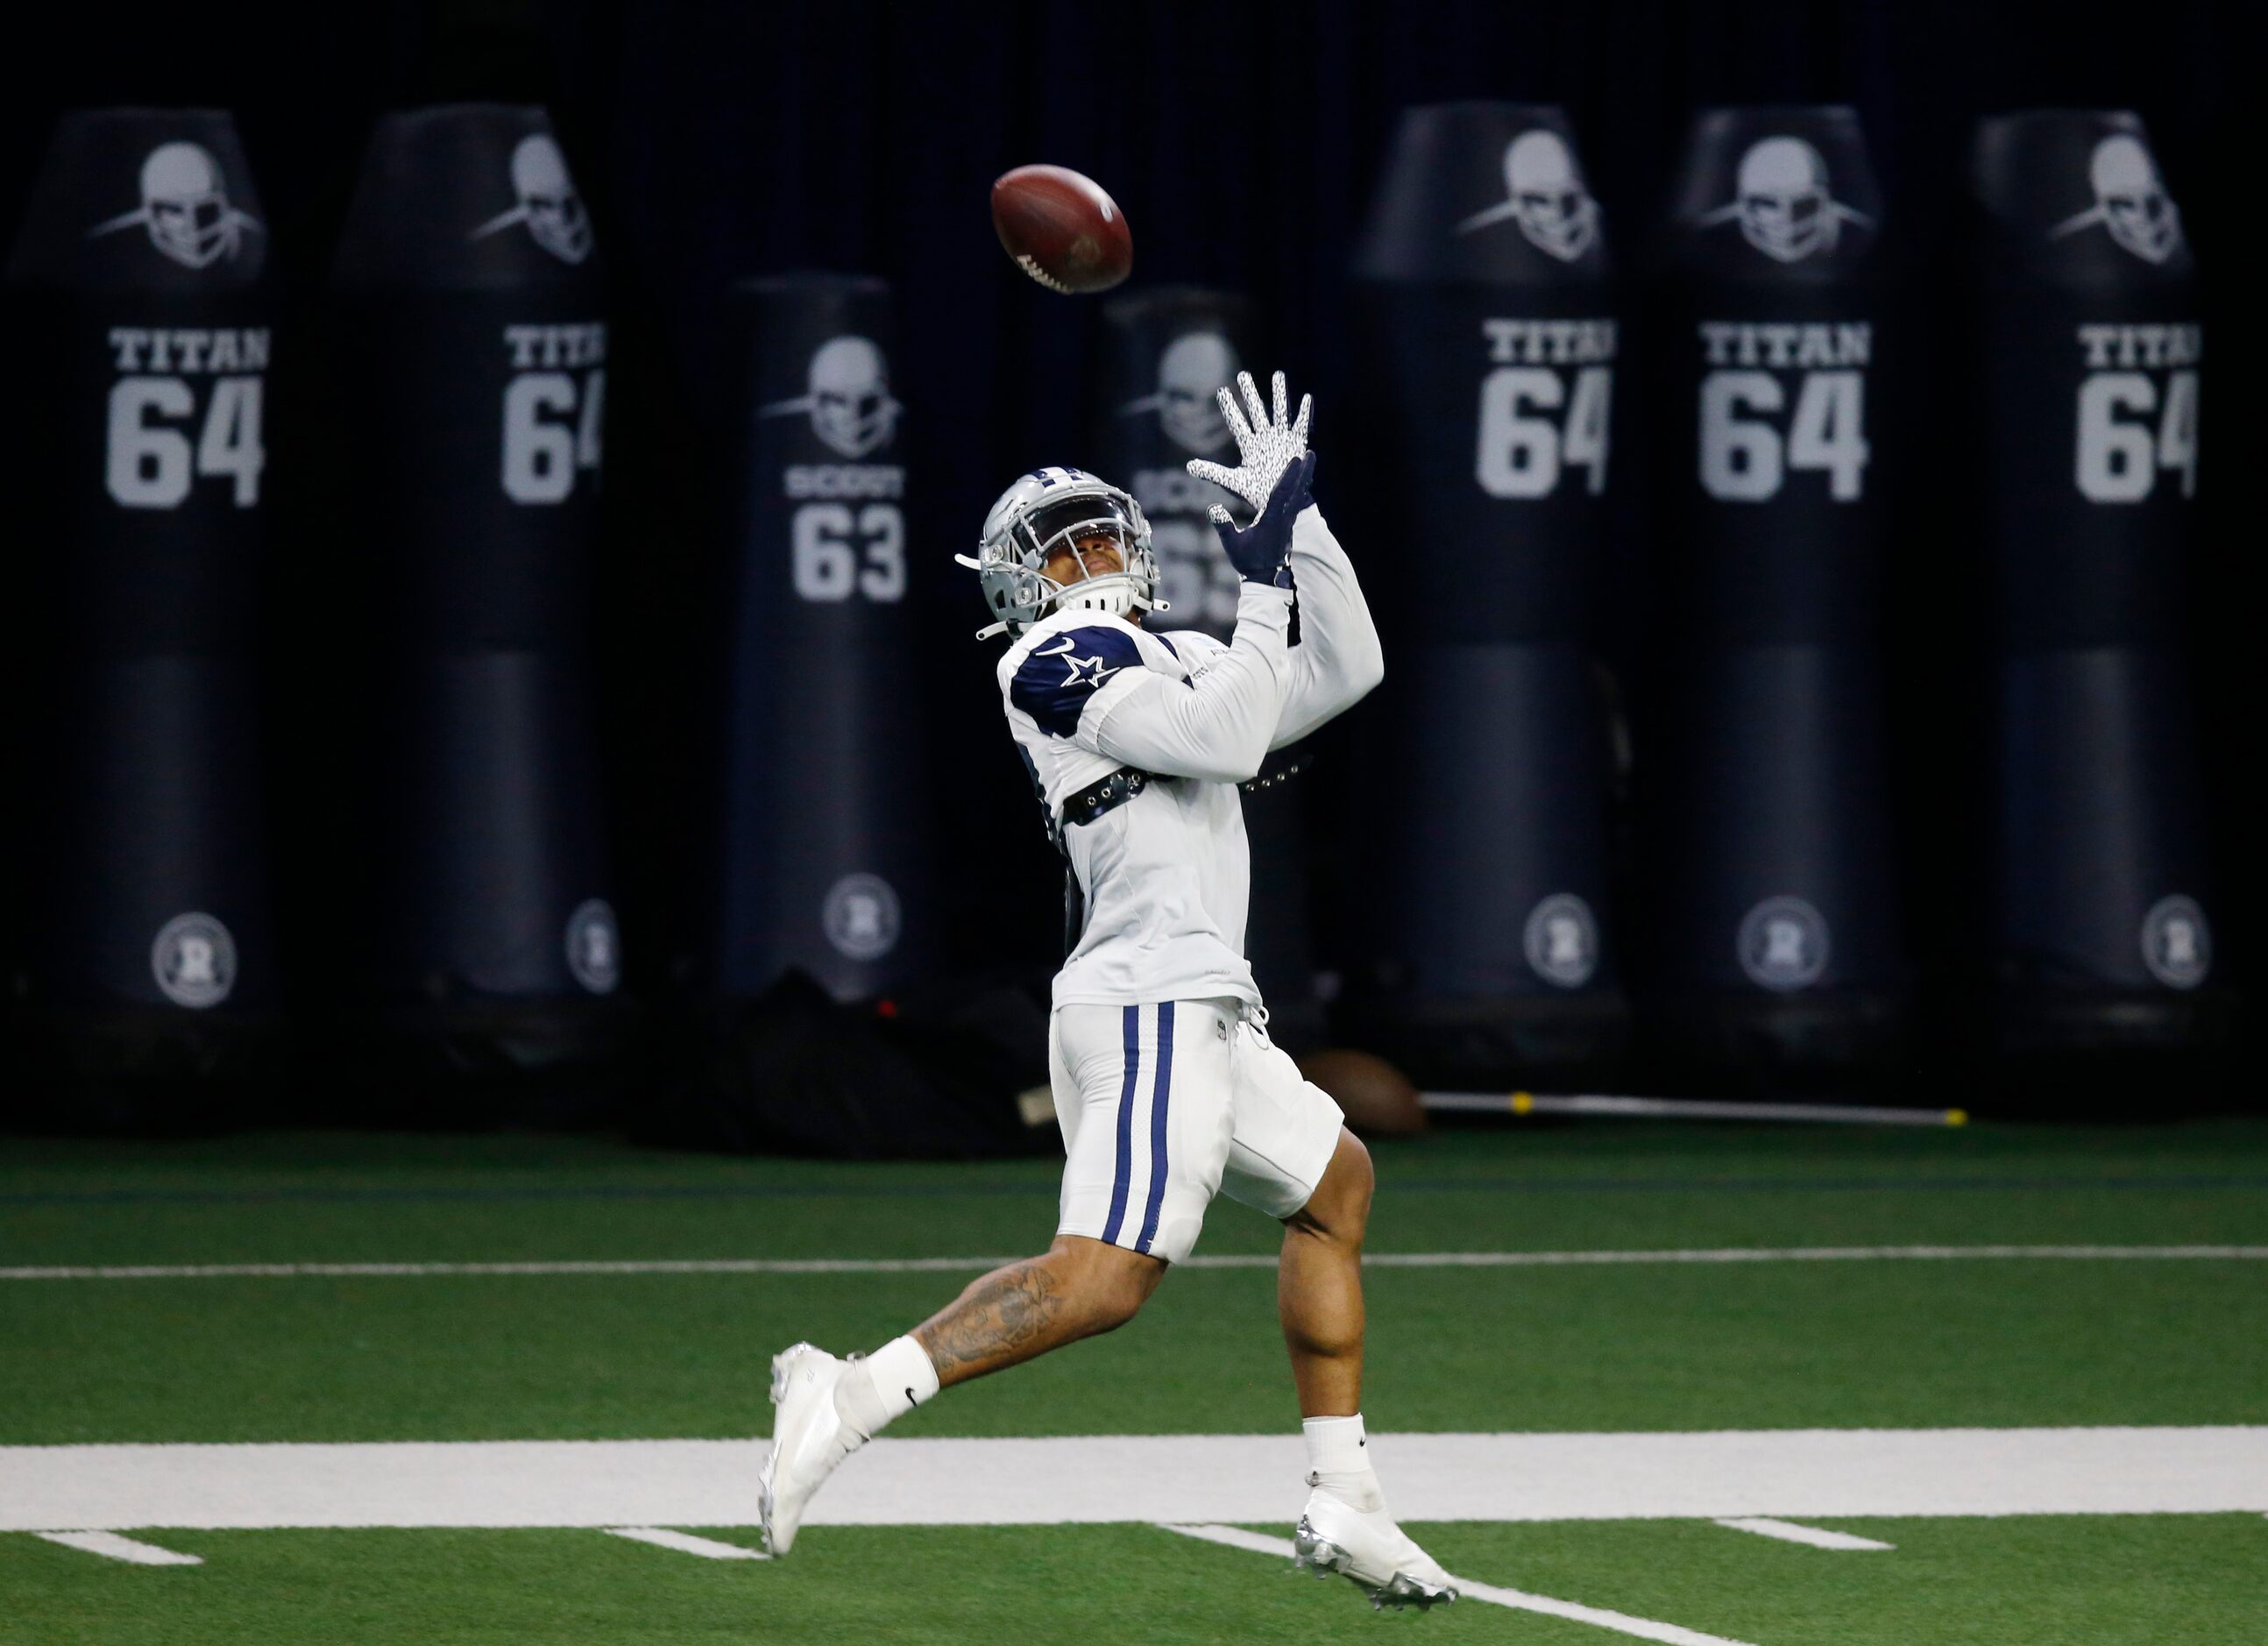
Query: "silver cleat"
760 1341 861 1557
1293 1515 1458 1613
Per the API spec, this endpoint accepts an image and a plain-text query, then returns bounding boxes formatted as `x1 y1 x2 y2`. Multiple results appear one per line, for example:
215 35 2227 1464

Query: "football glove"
1186 369 1313 520
1208 449 1315 586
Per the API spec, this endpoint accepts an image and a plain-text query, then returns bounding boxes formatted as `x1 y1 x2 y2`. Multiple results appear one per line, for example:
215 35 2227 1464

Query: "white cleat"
759 1342 862 1557
1293 1485 1458 1613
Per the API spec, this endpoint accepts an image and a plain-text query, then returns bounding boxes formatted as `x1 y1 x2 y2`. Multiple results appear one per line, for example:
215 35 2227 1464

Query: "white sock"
1304 1414 1384 1511
833 1335 940 1442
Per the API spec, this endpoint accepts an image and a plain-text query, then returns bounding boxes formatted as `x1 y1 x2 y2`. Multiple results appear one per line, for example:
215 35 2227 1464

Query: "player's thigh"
1052 1000 1237 1265
1219 1018 1347 1220
1048 1009 1081 1149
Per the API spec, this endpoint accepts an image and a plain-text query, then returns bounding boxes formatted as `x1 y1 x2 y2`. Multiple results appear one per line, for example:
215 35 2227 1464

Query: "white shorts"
1049 998 1345 1266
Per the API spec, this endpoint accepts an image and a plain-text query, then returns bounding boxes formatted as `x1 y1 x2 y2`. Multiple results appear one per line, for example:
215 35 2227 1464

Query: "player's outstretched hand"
1208 450 1315 586
1187 369 1313 521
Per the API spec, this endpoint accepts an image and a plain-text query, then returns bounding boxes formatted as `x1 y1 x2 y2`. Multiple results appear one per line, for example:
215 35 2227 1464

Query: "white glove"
1185 370 1313 526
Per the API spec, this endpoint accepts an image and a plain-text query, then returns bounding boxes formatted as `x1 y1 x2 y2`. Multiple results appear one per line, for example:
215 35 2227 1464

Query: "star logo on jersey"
1031 634 1125 692
1061 652 1122 690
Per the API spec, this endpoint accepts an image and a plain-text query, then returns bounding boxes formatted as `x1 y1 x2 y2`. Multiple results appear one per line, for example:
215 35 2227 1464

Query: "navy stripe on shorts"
1135 1002 1174 1253
1099 1004 1140 1245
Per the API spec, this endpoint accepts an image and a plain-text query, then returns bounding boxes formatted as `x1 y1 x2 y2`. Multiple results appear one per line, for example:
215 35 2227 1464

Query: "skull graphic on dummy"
89 142 260 269
1726 138 1849 263
141 144 239 267
1456 128 1598 260
1503 130 1598 261
508 135 592 264
2053 135 2182 264
1155 332 1239 455
805 337 901 459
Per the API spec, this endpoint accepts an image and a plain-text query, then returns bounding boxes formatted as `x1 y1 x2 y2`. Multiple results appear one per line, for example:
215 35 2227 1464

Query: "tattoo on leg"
918 1259 1067 1376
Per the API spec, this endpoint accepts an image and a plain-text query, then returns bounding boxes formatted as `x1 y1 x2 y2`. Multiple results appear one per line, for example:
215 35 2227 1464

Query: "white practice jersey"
996 504 1384 1011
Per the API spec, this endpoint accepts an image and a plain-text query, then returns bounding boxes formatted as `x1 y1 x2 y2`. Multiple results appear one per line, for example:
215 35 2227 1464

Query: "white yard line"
1162 1523 1758 1646
1712 1516 1894 1550
0 1258 1017 1281
2 1427 2262 1534
28 1529 203 1565
1351 1245 2268 1267
4 1245 2264 1281
602 1526 769 1559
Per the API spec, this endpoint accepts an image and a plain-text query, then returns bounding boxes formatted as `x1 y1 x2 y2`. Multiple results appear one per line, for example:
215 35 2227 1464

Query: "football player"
762 372 1454 1610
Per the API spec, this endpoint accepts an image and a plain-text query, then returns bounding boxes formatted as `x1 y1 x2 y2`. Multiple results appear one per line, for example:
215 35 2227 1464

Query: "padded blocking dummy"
1642 106 1903 1074
714 274 932 1004
1350 103 1627 1081
1973 110 2222 1058
327 104 627 1101
4 108 283 1123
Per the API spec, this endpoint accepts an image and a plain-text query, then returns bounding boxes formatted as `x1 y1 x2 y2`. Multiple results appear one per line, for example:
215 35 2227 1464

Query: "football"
1297 1048 1428 1139
991 164 1132 294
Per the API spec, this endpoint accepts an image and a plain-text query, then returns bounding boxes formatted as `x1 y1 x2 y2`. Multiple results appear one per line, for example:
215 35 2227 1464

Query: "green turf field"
4 1119 2265 1643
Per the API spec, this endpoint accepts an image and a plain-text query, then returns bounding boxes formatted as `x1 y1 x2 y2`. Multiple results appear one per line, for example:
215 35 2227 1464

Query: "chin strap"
960 546 1170 642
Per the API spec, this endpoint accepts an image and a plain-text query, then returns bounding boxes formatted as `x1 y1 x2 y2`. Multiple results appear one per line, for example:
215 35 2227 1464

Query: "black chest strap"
1061 766 1156 831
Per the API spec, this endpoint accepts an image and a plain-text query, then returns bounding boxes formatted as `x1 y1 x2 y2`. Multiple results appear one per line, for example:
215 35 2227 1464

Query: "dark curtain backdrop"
3 0 2259 1066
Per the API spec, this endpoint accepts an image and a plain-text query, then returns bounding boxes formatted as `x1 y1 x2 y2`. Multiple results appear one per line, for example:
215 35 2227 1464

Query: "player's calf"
1279 1128 1374 1418
761 1236 1163 1556
916 1234 1165 1387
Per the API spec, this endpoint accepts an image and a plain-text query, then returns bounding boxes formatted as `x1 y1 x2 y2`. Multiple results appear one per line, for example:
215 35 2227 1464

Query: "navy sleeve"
1009 626 1148 738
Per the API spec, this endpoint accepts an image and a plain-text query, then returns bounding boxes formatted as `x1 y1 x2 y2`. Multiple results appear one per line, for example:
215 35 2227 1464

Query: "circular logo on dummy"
1522 893 1599 990
2140 895 2210 990
151 912 237 1009
1737 896 1830 992
822 873 902 962
564 898 621 995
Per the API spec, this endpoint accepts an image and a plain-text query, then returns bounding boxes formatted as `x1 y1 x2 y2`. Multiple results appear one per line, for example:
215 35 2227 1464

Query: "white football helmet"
956 466 1164 640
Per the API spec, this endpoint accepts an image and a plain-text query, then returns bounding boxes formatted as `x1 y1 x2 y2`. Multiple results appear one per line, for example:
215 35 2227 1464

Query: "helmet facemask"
1015 494 1154 622
960 473 1163 639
